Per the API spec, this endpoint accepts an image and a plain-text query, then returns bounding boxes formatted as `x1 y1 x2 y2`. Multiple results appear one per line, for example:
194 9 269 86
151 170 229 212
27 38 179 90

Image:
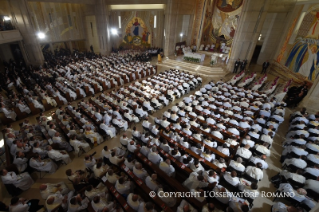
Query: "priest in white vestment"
0 169 34 191
39 182 69 199
29 154 58 173
69 135 91 154
84 127 103 144
47 146 71 164
100 123 116 138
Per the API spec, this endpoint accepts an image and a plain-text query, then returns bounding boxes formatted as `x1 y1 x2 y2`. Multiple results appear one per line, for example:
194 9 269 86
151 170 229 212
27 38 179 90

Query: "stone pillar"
18 41 29 63
49 43 54 54
69 41 73 53
94 0 110 55
164 0 196 57
164 0 178 57
300 77 319 112
227 0 270 72
288 4 309 45
9 0 44 66
194 0 207 50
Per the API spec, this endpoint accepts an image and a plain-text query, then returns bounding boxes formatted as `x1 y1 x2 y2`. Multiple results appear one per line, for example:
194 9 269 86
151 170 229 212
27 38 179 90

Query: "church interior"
1 0 319 211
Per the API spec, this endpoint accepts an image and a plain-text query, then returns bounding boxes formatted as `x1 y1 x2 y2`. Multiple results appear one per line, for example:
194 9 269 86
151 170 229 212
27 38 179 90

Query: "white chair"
205 45 210 51
199 44 204 51
210 44 215 51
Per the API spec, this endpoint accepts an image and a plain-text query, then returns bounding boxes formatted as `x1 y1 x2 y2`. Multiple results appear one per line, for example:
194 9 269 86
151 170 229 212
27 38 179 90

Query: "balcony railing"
0 29 22 45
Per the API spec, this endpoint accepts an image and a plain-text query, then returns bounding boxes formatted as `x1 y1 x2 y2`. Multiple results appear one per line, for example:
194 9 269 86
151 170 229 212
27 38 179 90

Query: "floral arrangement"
183 56 200 63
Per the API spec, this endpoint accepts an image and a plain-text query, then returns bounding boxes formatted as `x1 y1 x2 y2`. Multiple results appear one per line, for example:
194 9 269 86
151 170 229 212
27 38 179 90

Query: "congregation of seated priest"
0 49 319 212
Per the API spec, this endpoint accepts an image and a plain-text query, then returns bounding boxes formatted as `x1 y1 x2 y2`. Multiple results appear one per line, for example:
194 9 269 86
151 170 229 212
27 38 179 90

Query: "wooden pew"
194 108 246 135
84 86 94 96
120 164 174 212
52 114 70 139
186 112 237 140
134 150 207 210
156 145 193 179
41 99 54 111
159 131 221 174
0 113 14 125
14 107 28 120
27 102 42 116
65 108 85 129
78 104 107 137
100 179 135 212
174 128 231 161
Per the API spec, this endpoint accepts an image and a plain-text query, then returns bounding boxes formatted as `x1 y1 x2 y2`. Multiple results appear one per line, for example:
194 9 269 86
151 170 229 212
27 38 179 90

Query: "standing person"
233 59 240 73
241 59 247 71
262 60 270 74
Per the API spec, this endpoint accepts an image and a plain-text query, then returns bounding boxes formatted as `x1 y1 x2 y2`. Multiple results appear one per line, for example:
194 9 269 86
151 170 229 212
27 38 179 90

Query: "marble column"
9 0 44 66
164 0 178 57
288 4 309 45
227 0 270 72
69 41 73 53
49 43 54 54
194 0 207 50
164 0 196 57
94 0 111 55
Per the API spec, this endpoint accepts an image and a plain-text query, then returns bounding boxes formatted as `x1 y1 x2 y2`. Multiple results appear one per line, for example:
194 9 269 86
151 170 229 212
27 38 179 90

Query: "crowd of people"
3 78 301 212
114 48 163 62
0 58 205 211
127 79 288 211
233 59 248 74
1 45 318 211
0 52 157 123
269 107 319 211
285 82 309 108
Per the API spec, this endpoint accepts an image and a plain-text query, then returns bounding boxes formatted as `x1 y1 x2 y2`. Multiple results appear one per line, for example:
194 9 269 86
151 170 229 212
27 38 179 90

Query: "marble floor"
0 57 317 212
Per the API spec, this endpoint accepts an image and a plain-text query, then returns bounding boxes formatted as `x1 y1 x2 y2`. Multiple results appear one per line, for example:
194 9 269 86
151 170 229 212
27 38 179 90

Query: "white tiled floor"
0 58 318 212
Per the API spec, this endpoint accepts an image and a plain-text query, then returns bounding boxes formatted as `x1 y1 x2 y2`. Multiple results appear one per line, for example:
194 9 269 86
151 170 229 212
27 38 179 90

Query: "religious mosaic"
201 0 243 46
285 5 319 81
121 17 151 48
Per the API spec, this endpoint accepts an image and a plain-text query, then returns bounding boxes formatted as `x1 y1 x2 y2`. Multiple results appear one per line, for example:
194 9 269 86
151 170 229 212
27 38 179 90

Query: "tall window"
118 16 121 29
154 15 157 28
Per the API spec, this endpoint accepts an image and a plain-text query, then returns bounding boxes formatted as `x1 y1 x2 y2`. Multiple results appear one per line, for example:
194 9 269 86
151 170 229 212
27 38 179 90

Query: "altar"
183 52 205 62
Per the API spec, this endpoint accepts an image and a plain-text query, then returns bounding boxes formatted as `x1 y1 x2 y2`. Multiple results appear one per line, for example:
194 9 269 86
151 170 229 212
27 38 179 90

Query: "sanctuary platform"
157 54 228 78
